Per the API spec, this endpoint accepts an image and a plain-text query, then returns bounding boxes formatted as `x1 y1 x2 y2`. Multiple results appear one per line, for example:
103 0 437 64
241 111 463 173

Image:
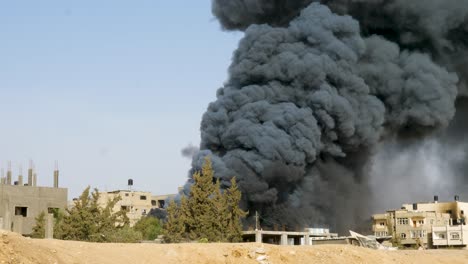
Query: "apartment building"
372 196 468 248
97 189 177 226
98 190 154 226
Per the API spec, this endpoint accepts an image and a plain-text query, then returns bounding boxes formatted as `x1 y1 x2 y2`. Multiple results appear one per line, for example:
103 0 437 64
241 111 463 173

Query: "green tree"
103 226 142 243
163 157 247 243
212 178 228 241
134 216 162 240
54 186 97 241
186 158 219 241
54 186 132 242
53 209 65 239
31 211 46 238
224 177 247 242
162 198 186 243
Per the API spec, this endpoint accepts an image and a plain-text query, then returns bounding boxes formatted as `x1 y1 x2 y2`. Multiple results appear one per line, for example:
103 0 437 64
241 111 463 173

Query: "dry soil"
2 230 468 264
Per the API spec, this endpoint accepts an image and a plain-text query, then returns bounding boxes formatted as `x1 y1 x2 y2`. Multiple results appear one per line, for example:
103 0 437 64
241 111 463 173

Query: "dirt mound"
2 230 468 264
0 231 60 264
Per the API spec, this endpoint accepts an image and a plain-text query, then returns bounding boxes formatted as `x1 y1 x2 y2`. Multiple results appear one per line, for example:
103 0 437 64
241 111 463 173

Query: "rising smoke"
185 1 467 233
181 144 199 159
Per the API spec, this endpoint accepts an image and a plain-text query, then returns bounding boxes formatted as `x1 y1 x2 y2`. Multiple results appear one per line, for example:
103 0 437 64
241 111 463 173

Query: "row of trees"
32 157 246 243
31 187 162 242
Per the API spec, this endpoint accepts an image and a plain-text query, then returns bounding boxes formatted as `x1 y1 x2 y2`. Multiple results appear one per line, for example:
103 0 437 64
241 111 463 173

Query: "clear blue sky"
0 0 242 198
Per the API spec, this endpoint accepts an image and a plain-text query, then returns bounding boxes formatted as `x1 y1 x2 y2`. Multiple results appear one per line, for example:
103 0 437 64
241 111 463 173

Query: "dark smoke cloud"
212 0 468 94
323 0 468 95
181 144 199 159
212 0 313 30
185 2 460 233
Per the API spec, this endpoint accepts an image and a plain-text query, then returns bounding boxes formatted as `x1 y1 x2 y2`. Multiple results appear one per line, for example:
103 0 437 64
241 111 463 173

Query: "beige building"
152 193 177 209
432 225 468 247
372 196 468 248
0 164 67 235
97 190 177 226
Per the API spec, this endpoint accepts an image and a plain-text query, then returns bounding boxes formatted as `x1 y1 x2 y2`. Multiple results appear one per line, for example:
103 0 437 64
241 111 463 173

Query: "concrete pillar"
0 177 5 185
6 170 11 185
0 217 3 229
255 230 262 243
304 234 311 245
18 175 23 186
45 214 54 239
53 170 59 188
4 211 11 231
12 216 23 234
281 233 288 245
33 173 37 187
28 168 33 186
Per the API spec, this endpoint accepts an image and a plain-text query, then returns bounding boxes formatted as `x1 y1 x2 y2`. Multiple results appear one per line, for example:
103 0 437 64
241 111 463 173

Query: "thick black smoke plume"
212 0 313 30
213 0 468 93
184 1 466 233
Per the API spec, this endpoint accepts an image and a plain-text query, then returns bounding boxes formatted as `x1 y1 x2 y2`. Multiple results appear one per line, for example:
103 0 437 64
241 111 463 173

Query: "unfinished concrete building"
0 162 67 235
372 196 468 248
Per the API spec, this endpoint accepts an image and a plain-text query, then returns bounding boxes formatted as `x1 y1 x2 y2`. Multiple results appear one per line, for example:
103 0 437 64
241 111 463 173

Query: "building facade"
432 225 468 247
0 165 67 235
97 190 177 226
372 196 468 248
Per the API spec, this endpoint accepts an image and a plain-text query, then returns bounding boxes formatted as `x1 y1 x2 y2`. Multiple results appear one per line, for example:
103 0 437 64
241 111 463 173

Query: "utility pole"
255 211 259 231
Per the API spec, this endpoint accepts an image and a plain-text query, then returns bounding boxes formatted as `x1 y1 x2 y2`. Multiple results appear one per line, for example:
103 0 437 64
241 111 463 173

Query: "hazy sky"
0 1 242 198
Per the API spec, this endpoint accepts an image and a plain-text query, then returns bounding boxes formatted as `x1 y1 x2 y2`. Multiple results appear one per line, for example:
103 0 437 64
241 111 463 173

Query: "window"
410 230 426 238
14 207 27 217
140 195 147 200
400 233 407 239
158 200 165 208
151 200 157 206
397 218 409 225
418 220 424 225
375 231 387 237
434 232 446 239
121 206 129 211
379 222 385 226
461 210 464 215
451 232 460 240
447 210 452 215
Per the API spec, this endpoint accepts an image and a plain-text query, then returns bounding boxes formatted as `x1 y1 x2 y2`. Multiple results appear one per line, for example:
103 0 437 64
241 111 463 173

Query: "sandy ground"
2 231 468 264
